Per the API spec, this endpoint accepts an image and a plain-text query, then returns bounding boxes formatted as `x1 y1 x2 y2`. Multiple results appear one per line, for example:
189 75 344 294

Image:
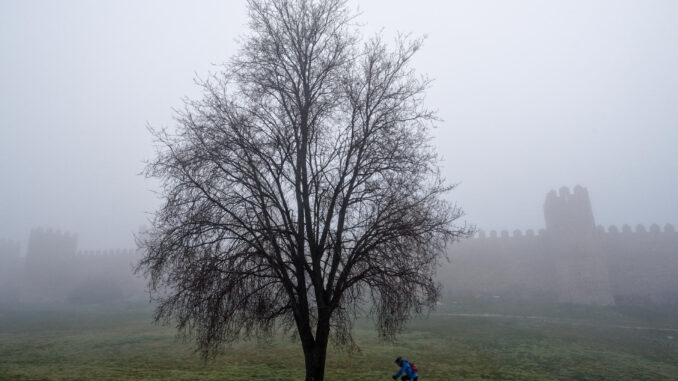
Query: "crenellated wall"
599 223 678 304
474 223 676 240
12 228 146 304
441 186 678 306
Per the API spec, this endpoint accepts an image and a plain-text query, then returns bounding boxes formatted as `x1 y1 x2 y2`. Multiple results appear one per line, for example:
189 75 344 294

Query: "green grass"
1 303 677 380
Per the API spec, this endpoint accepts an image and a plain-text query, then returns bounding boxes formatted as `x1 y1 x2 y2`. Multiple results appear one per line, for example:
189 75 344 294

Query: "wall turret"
543 185 596 234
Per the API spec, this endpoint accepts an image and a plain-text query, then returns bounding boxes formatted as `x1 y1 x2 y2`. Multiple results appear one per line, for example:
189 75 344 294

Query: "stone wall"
7 228 146 305
441 186 678 306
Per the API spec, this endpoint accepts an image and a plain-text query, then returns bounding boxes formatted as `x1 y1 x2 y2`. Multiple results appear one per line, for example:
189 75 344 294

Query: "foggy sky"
1 0 677 251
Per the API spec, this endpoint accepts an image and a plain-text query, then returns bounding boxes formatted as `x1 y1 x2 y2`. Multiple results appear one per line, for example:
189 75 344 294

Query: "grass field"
1 302 677 380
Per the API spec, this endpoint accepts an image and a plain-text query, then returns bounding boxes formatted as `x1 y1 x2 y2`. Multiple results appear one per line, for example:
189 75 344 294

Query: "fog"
1 0 677 252
1 3 678 380
1 0 678 313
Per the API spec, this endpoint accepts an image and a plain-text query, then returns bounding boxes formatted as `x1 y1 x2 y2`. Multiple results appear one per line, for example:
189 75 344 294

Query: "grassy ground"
1 303 677 380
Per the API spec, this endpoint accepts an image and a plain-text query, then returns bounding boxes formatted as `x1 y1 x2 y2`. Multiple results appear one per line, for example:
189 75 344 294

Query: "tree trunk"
302 323 330 381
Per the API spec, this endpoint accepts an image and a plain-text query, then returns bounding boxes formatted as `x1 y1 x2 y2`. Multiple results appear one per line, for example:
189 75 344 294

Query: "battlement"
471 185 675 241
601 223 676 234
26 227 78 259
23 227 138 259
475 229 545 239
17 227 143 304
76 249 137 257
29 227 78 240
444 187 678 306
544 185 596 234
474 223 677 240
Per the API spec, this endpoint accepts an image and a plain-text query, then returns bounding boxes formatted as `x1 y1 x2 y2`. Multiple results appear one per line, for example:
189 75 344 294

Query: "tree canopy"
138 1 470 379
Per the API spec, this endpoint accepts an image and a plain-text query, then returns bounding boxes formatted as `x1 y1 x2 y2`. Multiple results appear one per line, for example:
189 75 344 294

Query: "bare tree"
137 0 471 379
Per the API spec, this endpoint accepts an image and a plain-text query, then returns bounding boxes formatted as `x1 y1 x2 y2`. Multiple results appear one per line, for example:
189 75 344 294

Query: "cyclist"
392 356 418 380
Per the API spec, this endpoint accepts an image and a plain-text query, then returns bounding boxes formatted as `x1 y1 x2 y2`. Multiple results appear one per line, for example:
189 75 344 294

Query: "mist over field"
1 1 677 380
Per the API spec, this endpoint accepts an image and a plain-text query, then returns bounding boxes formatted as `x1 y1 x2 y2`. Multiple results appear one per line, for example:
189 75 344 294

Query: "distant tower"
21 228 78 303
543 185 596 234
543 186 614 306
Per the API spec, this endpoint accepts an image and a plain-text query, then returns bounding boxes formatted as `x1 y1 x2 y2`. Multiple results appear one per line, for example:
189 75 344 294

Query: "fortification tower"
20 228 78 303
544 185 596 234
543 186 614 305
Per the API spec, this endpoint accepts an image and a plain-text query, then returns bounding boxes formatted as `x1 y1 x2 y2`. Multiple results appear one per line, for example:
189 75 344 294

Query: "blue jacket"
394 359 418 378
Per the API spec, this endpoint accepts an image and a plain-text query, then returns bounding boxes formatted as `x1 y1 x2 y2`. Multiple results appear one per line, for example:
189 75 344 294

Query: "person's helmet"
395 356 402 364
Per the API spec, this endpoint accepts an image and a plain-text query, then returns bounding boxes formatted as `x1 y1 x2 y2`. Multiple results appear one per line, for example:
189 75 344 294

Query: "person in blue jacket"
393 356 418 380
